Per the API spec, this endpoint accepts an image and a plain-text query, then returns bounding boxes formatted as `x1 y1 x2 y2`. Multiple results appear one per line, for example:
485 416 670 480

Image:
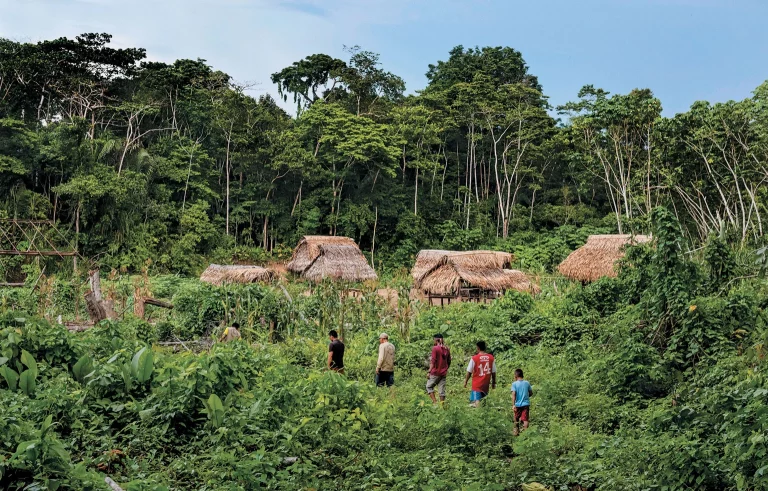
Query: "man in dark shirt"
327 330 345 374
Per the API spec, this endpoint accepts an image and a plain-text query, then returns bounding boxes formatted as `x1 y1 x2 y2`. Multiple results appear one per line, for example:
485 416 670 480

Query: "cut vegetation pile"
199 264 275 286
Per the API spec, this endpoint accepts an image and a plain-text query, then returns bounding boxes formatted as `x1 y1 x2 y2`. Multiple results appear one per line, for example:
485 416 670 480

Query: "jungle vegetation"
1 34 768 491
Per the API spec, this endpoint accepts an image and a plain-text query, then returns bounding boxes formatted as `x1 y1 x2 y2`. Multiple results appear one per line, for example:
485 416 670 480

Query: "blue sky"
1 0 767 116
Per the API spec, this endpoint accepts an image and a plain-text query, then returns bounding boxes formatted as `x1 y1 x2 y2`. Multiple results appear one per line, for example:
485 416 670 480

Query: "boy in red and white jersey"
463 340 496 407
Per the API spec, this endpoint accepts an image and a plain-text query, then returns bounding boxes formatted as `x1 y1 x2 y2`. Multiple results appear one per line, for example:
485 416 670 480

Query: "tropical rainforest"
1 33 768 490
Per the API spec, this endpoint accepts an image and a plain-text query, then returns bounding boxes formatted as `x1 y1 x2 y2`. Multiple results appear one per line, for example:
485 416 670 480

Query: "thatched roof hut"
411 250 452 283
558 234 651 282
302 244 378 283
412 250 513 285
200 264 275 286
286 236 358 274
414 250 538 295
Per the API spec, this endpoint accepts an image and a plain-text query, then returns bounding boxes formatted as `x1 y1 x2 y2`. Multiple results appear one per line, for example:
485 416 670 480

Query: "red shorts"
514 405 530 422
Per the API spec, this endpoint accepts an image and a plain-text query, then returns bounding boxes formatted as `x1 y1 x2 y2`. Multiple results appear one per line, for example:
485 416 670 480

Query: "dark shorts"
514 405 530 422
376 371 394 387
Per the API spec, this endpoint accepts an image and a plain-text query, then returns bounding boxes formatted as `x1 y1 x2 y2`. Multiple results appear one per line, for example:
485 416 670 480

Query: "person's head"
328 329 338 340
476 340 487 353
433 333 444 345
514 368 524 379
379 332 389 344
232 322 240 329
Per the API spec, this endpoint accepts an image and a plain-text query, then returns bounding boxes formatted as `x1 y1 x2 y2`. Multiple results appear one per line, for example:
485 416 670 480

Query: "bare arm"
376 345 383 372
511 390 519 422
491 372 497 389
464 371 471 387
327 351 333 369
428 348 435 377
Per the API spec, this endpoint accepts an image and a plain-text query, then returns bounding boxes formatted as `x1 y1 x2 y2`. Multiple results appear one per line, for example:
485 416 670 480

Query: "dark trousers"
376 371 394 387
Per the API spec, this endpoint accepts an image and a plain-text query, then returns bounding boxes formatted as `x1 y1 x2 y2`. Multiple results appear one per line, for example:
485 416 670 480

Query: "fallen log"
0 282 25 287
66 323 95 332
144 298 173 309
105 476 124 491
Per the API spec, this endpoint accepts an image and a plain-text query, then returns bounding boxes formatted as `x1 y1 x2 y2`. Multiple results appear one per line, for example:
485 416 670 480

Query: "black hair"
515 368 524 378
329 330 338 338
232 322 240 329
433 333 444 339
476 340 487 351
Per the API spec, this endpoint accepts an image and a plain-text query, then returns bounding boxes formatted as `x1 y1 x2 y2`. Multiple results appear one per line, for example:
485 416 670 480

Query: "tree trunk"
414 168 419 216
225 131 232 236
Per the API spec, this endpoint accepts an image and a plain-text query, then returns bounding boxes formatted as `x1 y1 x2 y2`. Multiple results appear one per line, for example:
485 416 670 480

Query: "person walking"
327 330 345 374
511 368 533 435
463 340 496 407
426 333 451 403
375 332 395 387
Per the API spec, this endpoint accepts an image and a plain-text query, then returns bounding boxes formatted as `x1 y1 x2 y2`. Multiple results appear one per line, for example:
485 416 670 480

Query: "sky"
1 0 767 117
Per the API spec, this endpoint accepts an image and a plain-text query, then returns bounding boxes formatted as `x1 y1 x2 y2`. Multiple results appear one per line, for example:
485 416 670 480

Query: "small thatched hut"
413 250 538 305
558 234 651 282
287 236 377 283
286 236 358 274
302 244 378 282
200 264 275 286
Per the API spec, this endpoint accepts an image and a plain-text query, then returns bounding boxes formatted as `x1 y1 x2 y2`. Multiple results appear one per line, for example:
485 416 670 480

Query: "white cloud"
0 0 422 112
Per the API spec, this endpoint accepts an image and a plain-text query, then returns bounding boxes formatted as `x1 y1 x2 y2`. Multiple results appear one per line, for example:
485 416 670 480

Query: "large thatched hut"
287 236 377 282
412 250 539 305
286 236 358 274
200 264 275 286
558 234 651 282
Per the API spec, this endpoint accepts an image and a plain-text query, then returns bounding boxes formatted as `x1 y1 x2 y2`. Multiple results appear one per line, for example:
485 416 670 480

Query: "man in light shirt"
375 332 395 387
464 340 496 407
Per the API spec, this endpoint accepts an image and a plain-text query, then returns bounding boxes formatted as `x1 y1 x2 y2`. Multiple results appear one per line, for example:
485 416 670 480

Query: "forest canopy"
1 33 767 274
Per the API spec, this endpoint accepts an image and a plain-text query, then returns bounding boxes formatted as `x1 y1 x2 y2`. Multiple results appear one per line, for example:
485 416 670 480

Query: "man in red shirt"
426 333 451 403
463 340 496 407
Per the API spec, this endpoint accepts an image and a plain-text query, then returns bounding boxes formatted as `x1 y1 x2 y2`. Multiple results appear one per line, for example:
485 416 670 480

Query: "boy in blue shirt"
511 368 533 435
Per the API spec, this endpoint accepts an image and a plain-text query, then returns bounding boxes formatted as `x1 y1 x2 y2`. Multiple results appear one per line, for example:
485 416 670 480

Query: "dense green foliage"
1 210 768 489
2 35 768 277
3 31 768 490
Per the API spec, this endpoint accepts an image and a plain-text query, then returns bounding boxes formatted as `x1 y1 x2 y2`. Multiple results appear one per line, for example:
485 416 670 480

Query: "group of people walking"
326 330 533 434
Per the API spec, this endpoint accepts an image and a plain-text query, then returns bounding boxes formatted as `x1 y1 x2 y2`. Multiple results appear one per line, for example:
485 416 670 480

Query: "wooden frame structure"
426 288 505 307
0 220 78 257
0 220 80 286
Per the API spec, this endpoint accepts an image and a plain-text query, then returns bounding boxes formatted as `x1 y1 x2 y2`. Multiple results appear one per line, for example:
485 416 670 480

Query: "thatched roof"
302 244 378 283
287 236 358 274
412 250 514 286
411 250 452 283
415 252 537 295
558 234 651 282
200 264 275 286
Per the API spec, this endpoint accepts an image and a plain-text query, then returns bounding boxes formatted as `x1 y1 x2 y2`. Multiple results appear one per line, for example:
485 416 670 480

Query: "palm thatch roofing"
286 235 358 274
302 244 378 283
411 250 514 286
558 234 651 282
200 264 275 286
414 250 538 295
